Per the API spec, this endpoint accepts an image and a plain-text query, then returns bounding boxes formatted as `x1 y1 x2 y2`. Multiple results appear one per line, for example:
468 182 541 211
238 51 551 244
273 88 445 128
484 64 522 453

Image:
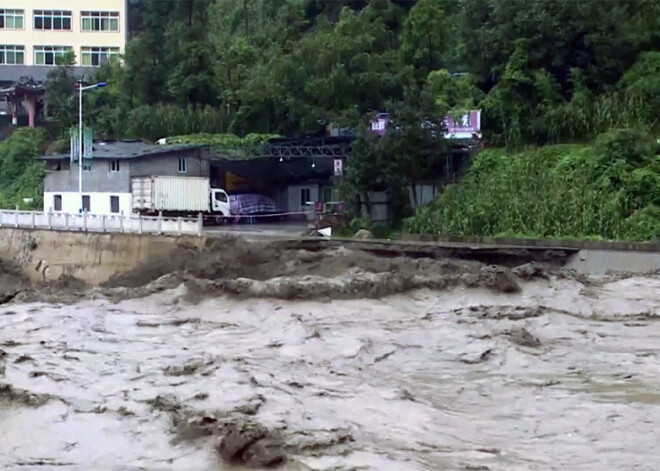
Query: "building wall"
44 148 209 194
0 0 127 66
129 149 209 179
409 184 438 208
45 158 130 194
44 191 131 215
287 183 320 213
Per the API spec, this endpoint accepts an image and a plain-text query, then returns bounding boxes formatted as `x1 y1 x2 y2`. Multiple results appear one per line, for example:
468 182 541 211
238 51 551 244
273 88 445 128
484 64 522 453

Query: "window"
81 11 120 32
81 47 120 66
300 188 311 206
214 192 228 203
0 9 24 29
110 196 119 214
34 46 72 66
82 195 90 212
0 45 24 65
53 195 62 211
34 10 71 31
178 158 187 173
110 159 120 172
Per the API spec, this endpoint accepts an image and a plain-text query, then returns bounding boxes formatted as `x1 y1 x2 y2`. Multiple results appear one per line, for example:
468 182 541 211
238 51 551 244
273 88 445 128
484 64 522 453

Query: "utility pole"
77 81 107 212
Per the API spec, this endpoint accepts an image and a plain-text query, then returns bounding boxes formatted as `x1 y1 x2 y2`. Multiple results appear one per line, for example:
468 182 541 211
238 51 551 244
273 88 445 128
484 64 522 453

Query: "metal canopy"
266 136 353 158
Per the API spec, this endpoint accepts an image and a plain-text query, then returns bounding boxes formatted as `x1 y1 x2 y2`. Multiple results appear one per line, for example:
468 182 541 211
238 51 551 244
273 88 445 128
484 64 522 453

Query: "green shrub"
164 133 280 158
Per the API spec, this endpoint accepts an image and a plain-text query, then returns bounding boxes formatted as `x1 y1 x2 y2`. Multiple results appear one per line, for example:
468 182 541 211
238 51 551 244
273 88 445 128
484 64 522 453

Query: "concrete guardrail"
0 209 203 237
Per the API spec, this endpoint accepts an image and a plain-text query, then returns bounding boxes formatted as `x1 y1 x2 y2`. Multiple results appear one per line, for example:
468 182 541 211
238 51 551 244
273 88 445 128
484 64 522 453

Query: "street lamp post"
78 81 106 212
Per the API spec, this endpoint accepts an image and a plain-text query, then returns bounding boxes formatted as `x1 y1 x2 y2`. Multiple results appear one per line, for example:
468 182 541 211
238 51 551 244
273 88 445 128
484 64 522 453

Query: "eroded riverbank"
1 241 659 470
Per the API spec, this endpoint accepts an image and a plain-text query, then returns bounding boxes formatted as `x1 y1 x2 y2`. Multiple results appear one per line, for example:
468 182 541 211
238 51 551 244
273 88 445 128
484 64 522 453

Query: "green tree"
343 129 401 219
459 0 660 94
401 0 449 74
0 128 45 210
426 69 484 117
481 39 563 147
617 51 660 123
44 51 77 140
383 81 447 208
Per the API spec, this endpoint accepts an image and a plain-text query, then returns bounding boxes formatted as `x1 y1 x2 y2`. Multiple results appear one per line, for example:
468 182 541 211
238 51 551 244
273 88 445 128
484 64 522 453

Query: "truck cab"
211 188 231 216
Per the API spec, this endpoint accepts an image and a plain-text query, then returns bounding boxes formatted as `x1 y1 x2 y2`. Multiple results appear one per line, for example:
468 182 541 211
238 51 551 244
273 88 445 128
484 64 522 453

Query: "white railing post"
48 209 53 230
158 211 163 235
14 206 19 228
83 211 88 232
65 212 69 230
138 213 143 235
101 214 106 233
120 211 125 233
177 216 182 236
197 213 203 236
31 211 35 229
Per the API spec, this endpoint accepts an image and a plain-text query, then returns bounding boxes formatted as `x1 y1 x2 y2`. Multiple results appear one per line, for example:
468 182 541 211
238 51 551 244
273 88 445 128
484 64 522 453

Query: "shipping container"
132 176 210 213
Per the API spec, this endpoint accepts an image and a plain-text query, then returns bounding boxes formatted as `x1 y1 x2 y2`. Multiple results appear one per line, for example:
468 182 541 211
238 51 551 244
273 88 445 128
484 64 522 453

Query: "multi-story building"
0 1 127 72
0 1 127 126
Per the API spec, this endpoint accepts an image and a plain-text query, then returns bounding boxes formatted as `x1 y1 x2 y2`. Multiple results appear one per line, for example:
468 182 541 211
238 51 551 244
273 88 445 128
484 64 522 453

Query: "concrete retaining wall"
1 228 658 287
0 228 204 285
399 234 660 252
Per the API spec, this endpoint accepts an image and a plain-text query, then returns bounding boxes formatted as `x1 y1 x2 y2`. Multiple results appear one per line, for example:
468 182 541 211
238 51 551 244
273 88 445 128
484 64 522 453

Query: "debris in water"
505 328 542 348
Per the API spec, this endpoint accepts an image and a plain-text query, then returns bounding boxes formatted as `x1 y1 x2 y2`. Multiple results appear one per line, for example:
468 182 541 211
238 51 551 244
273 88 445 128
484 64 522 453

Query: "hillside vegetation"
41 0 657 146
25 1 660 239
408 130 660 241
163 133 280 158
0 129 45 210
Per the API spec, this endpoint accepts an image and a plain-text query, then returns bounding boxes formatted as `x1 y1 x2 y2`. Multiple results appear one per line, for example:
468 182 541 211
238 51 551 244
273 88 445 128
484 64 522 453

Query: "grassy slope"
408 136 660 241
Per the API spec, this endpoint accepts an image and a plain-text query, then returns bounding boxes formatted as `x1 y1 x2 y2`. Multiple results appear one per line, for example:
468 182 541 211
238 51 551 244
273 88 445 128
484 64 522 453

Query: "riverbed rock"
0 383 54 407
354 229 374 240
217 425 267 462
513 262 549 280
242 438 287 468
486 268 521 293
506 328 542 348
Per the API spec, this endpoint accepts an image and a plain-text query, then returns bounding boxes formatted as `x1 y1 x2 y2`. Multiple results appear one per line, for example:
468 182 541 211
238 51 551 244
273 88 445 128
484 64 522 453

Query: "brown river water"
1 249 659 470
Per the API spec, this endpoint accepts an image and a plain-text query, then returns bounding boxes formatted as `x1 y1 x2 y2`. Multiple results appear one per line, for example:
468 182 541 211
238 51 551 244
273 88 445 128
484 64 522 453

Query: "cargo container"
131 176 230 217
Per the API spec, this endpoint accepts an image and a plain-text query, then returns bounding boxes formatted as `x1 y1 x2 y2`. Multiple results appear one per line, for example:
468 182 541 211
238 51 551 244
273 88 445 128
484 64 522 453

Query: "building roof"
0 65 95 85
0 78 45 96
39 140 205 161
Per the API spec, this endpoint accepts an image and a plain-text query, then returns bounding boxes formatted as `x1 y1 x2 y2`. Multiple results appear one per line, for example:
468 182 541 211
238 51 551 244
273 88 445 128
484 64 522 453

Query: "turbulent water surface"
1 274 660 470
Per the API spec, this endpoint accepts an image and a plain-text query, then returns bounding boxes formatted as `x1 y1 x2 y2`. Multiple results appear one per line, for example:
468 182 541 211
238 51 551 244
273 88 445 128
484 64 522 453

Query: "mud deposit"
1 243 659 470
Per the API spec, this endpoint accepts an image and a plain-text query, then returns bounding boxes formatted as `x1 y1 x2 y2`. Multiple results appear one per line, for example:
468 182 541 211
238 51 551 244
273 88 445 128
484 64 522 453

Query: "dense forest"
77 0 660 144
22 0 660 238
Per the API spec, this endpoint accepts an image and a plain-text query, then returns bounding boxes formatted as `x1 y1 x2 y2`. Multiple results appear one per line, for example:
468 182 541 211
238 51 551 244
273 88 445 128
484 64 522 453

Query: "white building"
40 141 210 216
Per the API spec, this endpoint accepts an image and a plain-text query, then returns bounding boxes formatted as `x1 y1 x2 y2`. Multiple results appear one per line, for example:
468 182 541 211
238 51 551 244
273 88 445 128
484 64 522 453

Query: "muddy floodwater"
1 250 660 470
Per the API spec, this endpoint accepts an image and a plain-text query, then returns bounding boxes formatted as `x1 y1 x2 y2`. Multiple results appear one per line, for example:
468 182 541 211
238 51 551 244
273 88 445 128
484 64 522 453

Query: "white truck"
131 176 230 217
